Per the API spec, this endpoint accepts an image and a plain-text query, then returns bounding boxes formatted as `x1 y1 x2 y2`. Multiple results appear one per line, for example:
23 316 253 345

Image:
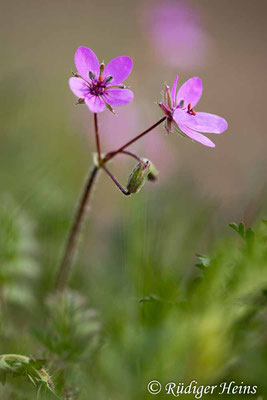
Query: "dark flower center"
89 77 107 96
88 71 113 96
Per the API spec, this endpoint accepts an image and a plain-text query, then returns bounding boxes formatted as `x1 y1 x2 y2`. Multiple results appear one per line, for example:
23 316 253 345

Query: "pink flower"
69 46 134 113
159 76 228 147
140 0 211 68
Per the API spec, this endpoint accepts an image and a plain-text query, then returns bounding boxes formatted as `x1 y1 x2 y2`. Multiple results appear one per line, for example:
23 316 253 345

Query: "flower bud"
126 159 151 194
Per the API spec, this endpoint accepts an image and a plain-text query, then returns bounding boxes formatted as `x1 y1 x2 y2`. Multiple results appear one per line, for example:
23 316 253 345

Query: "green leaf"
229 222 239 233
229 222 254 242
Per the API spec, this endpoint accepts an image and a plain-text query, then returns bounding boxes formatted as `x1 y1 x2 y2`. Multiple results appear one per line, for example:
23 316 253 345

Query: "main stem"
55 165 99 290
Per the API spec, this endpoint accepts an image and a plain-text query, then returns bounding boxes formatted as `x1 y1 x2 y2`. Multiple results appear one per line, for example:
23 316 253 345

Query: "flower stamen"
99 62 105 77
179 99 184 108
187 103 196 116
89 71 95 80
105 75 113 84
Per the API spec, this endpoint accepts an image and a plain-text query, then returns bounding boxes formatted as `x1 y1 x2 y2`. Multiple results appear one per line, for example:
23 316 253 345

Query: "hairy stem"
55 165 99 290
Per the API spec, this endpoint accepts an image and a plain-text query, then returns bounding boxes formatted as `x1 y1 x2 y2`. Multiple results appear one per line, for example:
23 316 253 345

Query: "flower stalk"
103 116 166 162
56 116 166 290
94 113 101 162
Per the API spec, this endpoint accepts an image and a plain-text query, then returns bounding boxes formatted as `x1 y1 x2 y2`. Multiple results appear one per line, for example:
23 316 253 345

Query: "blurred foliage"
0 354 56 398
33 290 101 362
0 197 39 308
0 184 266 398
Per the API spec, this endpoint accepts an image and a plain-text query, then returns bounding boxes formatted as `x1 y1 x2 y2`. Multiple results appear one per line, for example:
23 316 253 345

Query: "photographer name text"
147 380 258 397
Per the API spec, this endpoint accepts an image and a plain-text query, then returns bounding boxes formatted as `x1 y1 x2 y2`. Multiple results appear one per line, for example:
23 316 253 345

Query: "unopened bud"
126 159 151 194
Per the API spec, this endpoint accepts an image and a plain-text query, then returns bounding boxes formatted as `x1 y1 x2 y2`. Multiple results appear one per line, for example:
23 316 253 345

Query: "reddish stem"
55 165 99 290
102 165 130 196
104 116 166 162
94 113 101 162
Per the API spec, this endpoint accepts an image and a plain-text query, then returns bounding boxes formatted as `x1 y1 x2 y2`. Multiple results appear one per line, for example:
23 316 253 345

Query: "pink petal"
103 56 133 85
173 108 194 125
178 124 215 147
170 75 178 107
186 112 228 134
103 89 134 106
74 46 99 81
69 77 89 98
176 77 202 108
85 95 106 113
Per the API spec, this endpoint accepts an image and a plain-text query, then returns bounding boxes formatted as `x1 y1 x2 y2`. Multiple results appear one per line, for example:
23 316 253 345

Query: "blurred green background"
0 0 266 399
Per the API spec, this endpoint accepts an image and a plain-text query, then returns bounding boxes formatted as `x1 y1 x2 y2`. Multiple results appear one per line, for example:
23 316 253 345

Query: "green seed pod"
126 159 151 194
